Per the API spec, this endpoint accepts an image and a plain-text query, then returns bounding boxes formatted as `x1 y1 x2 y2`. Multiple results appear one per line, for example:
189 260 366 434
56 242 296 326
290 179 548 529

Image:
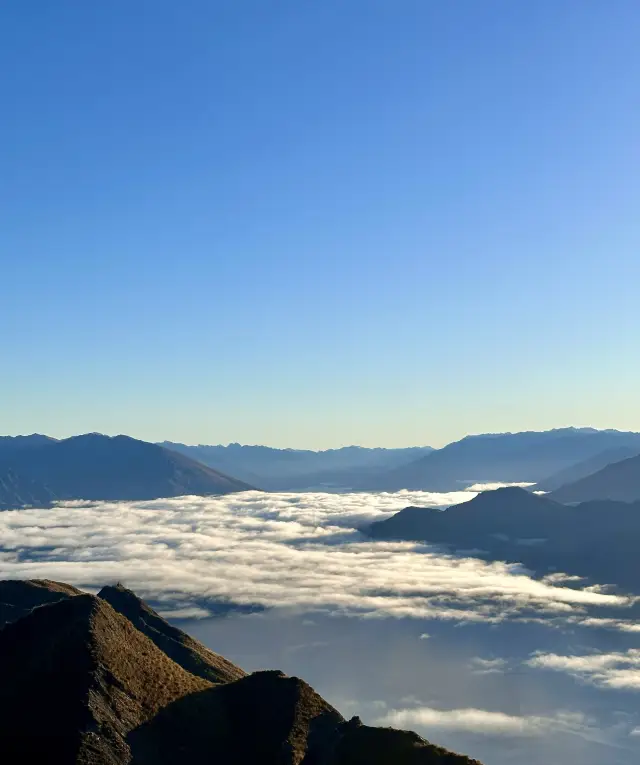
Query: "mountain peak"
0 593 211 762
97 583 246 683
468 485 548 506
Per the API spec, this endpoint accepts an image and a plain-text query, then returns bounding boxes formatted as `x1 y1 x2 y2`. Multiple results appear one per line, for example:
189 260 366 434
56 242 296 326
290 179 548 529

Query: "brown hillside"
98 583 246 683
0 594 211 764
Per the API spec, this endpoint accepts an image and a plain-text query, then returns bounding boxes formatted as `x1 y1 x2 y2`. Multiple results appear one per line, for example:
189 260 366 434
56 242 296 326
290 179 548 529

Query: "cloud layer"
377 706 591 737
0 490 634 625
528 649 640 691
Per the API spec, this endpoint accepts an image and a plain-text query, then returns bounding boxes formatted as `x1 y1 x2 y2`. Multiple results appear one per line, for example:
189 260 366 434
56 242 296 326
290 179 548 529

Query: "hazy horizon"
3 422 640 451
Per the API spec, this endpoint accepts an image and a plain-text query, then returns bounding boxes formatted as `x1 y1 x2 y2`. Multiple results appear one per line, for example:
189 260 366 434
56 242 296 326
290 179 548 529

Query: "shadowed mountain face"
0 584 483 765
535 446 640 492
0 434 253 509
0 579 84 628
550 452 640 503
0 468 60 510
368 487 640 590
160 442 434 491
130 671 481 765
362 428 640 491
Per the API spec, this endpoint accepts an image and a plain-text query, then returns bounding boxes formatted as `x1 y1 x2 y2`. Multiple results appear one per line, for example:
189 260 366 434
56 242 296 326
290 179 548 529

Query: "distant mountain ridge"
361 428 640 491
160 441 434 490
550 451 640 503
3 427 640 502
535 445 640 492
0 434 252 509
0 579 483 764
0 434 57 456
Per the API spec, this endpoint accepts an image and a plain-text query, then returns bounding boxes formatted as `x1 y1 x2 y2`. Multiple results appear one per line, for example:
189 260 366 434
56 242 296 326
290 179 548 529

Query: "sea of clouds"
0 489 634 627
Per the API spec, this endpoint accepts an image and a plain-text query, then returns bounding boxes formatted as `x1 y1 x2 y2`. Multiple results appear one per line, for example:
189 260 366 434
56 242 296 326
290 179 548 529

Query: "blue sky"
2 1 639 448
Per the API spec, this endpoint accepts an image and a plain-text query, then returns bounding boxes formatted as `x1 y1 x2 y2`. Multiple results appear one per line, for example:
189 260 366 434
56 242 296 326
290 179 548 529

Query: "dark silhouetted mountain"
535 446 640 492
364 428 640 491
0 584 483 765
129 668 346 764
369 487 559 543
0 434 253 508
160 441 434 491
98 583 245 683
131 669 481 765
368 486 640 590
332 717 481 765
0 578 82 627
549 452 640 503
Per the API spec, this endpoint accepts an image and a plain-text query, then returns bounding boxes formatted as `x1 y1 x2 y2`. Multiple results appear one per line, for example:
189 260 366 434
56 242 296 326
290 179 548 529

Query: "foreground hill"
368 487 640 590
160 442 434 491
550 452 640 503
0 434 253 508
98 583 246 684
363 428 640 491
0 580 482 765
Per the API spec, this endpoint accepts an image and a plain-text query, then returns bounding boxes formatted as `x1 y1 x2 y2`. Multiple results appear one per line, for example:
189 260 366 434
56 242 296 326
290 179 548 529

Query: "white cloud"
528 649 640 691
576 617 640 633
157 607 212 620
376 706 589 737
0 491 633 625
542 573 585 585
470 657 507 674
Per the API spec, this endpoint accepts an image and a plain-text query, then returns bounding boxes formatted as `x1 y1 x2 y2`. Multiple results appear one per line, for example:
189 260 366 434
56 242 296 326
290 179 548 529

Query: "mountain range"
368 486 640 590
534 445 640 491
159 442 434 491
549 451 640 503
0 434 252 509
2 427 640 508
0 578 482 764
361 428 640 491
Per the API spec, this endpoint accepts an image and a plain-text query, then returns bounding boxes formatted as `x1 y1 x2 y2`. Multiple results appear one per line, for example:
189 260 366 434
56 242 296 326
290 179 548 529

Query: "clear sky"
2 1 639 448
